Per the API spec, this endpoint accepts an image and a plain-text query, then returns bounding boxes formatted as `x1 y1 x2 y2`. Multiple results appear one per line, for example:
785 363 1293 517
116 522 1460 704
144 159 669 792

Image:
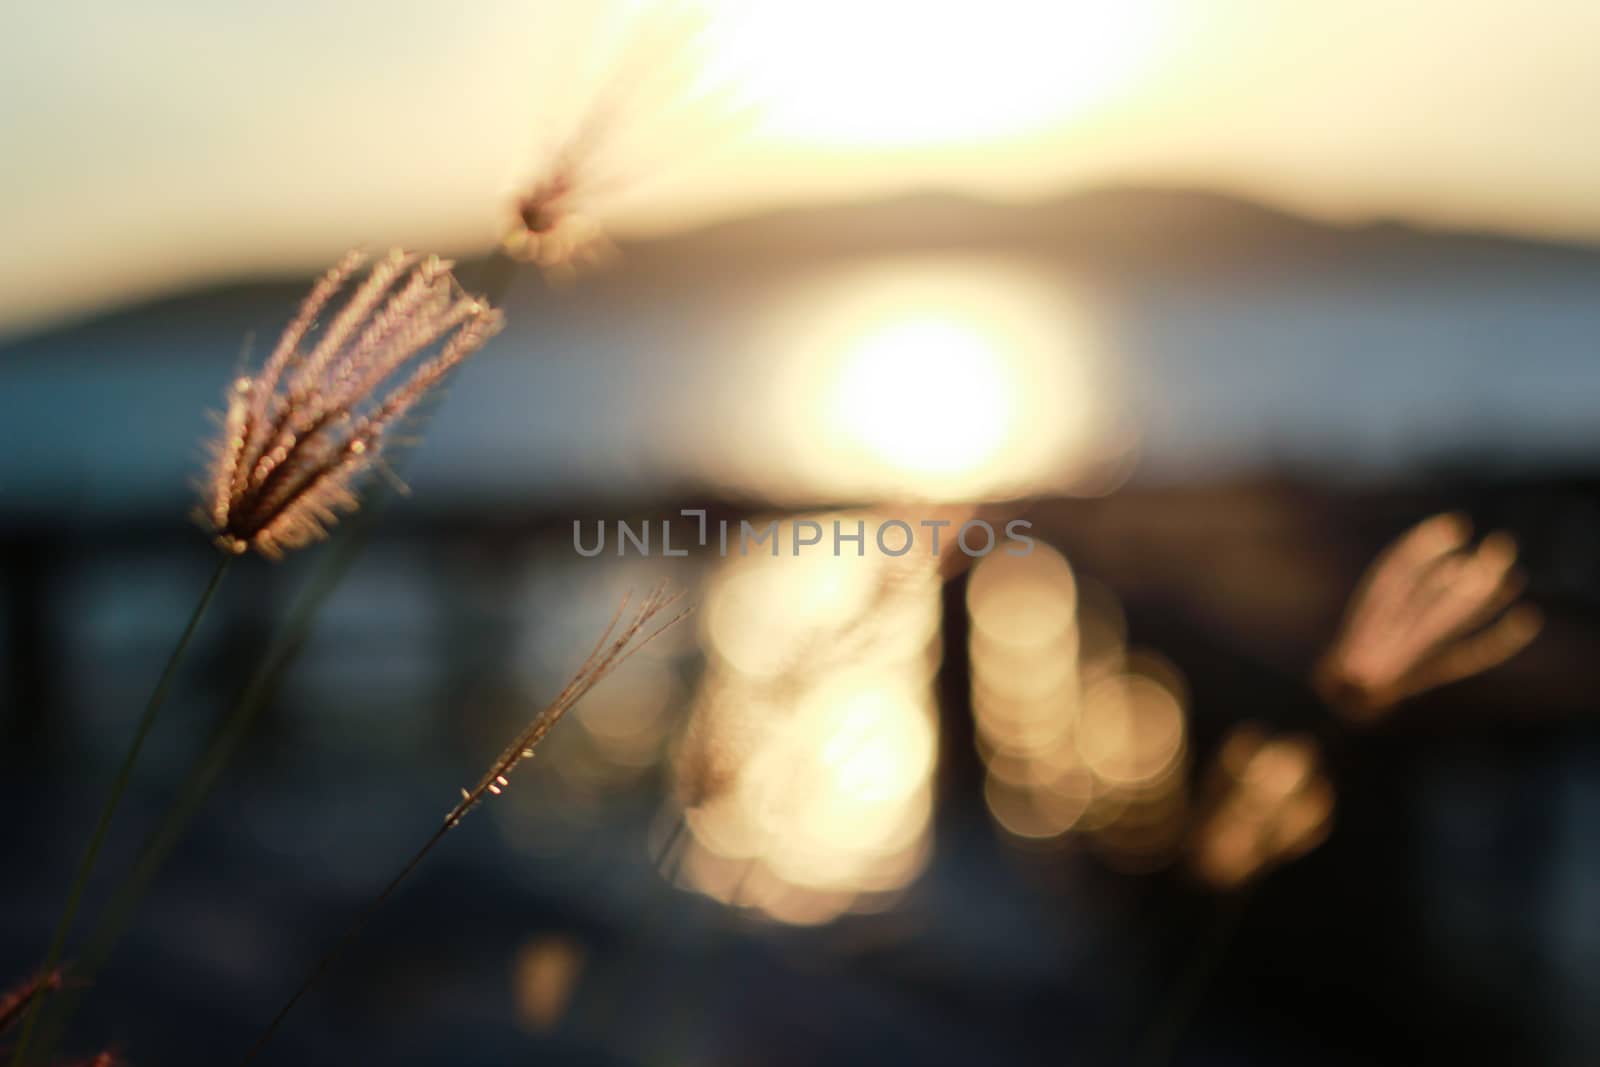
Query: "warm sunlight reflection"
830 318 1013 481
968 546 1190 867
676 515 942 923
698 0 1173 148
513 935 586 1033
769 256 1123 502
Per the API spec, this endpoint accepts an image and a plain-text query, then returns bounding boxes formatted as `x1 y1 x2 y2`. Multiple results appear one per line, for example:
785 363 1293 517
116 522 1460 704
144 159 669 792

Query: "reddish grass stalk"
62 1055 117 1067
0 972 63 1040
8 557 230 1067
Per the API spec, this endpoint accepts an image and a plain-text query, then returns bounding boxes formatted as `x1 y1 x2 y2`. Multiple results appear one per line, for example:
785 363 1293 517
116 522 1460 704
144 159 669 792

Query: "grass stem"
236 586 684 1064
236 822 452 1067
35 507 380 1060
9 553 230 1067
43 252 525 1059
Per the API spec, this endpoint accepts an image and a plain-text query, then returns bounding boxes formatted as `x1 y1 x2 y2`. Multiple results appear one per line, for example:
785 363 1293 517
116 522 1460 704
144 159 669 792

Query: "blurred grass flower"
205 249 503 559
1314 512 1542 721
1187 725 1334 890
503 133 615 274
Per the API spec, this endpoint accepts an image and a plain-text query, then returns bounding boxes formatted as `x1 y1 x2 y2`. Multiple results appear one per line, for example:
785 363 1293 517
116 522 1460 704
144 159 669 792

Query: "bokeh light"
765 256 1118 502
968 544 1189 865
513 935 586 1032
829 317 1014 482
677 513 942 923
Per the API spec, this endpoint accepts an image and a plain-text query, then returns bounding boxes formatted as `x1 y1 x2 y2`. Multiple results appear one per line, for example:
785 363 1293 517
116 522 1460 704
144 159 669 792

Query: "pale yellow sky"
4 0 1599 335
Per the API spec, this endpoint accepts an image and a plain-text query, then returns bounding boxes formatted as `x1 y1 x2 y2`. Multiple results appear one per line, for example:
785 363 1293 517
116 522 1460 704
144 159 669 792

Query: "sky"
4 0 1600 334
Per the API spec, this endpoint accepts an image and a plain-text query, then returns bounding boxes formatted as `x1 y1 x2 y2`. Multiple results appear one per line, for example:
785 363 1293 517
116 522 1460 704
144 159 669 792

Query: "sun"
762 255 1108 502
697 0 1171 147
755 254 1107 502
828 317 1014 481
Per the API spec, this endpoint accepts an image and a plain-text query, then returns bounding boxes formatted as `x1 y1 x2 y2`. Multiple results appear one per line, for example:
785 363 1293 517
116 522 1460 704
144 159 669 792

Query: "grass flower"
449 584 688 825
1187 725 1334 891
501 2 741 276
501 113 617 274
1314 512 1542 721
205 249 503 559
15 252 502 1067
240 585 687 1065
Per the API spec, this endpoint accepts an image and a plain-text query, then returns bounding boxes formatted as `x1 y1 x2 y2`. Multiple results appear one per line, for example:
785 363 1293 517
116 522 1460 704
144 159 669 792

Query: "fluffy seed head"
204 250 503 559
502 141 614 272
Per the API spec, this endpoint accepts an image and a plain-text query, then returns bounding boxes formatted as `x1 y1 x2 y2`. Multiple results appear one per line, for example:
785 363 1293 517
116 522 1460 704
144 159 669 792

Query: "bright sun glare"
767 256 1112 502
699 0 1170 147
829 318 1013 480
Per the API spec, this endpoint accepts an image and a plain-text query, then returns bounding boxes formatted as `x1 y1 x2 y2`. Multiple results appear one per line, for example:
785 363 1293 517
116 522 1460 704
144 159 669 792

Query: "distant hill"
7 185 1600 355
625 185 1600 279
4 182 1598 517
